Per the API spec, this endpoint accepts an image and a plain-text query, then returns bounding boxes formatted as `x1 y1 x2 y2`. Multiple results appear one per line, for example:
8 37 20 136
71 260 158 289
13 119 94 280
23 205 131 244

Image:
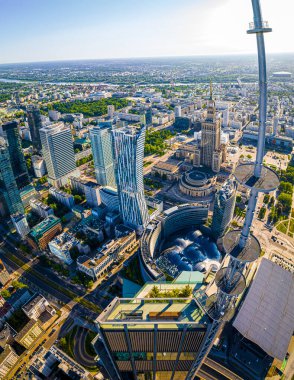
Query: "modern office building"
145 108 153 126
26 104 43 151
100 186 120 212
84 181 101 208
200 85 222 172
89 122 116 188
11 213 30 238
95 282 211 380
1 121 30 189
211 180 237 238
107 105 115 118
0 137 24 216
112 125 149 232
40 122 79 187
27 215 62 250
174 105 182 117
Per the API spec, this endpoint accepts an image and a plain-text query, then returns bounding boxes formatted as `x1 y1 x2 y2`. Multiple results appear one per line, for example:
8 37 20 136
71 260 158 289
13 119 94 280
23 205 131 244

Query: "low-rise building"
30 198 54 218
6 288 31 310
48 232 80 265
22 294 56 321
151 160 181 181
78 227 137 280
0 345 19 379
11 213 30 238
27 215 62 250
49 345 91 380
20 185 39 208
0 260 10 287
15 319 44 349
31 155 46 178
49 187 74 209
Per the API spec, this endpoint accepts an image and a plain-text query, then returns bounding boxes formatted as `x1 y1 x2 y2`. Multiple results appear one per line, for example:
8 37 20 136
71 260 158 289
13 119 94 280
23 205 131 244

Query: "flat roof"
233 258 294 360
29 215 61 239
153 160 180 172
97 297 206 329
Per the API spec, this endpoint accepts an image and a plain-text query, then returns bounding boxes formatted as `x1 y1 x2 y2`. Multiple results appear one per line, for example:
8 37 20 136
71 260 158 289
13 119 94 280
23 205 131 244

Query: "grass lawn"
289 219 294 234
59 325 77 359
276 220 289 234
85 330 97 357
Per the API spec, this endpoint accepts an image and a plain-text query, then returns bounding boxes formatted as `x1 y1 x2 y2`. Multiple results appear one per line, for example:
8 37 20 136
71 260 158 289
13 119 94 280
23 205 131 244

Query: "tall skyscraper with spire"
0 121 30 189
0 137 24 216
112 125 149 232
200 83 222 172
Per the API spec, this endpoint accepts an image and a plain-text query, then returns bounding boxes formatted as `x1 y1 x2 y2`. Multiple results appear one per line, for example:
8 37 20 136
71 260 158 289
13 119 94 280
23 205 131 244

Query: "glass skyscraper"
89 122 116 188
40 122 79 188
112 125 149 232
26 104 43 151
1 121 30 189
211 179 236 238
0 137 24 216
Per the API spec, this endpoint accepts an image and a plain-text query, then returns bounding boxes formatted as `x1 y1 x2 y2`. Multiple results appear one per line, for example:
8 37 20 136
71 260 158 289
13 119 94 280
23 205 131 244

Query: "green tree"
278 193 292 214
279 181 293 195
0 290 11 299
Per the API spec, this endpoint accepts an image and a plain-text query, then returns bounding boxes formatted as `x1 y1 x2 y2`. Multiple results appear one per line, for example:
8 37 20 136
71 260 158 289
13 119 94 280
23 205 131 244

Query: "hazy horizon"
0 51 294 67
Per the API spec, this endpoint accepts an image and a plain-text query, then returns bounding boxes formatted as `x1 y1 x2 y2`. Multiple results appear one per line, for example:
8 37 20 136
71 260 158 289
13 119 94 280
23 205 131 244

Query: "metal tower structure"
186 1 279 379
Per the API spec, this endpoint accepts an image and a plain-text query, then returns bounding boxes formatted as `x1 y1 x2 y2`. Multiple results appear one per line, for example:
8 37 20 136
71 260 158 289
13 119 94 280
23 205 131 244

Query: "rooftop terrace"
97 297 208 329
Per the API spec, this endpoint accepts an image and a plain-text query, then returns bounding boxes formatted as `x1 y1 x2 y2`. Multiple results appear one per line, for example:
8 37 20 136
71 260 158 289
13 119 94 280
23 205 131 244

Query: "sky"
0 0 293 64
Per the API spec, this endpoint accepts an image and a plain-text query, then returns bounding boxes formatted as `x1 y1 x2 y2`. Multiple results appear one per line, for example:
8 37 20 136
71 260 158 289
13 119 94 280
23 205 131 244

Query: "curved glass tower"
112 125 149 233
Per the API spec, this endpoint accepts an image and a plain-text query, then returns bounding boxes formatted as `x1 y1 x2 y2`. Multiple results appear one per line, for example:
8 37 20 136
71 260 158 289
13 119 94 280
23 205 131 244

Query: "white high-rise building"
11 213 30 238
40 122 79 187
89 122 116 188
174 105 182 117
107 105 115 118
112 125 149 232
222 109 230 127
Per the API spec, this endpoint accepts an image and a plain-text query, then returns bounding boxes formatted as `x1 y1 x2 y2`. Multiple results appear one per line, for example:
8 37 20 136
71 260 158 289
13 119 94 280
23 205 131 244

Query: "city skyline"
0 0 293 64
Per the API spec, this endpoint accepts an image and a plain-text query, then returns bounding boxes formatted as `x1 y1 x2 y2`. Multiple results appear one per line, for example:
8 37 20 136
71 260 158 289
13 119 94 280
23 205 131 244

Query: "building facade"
48 232 79 265
11 213 30 238
31 155 46 178
211 179 237 238
90 122 116 188
30 198 54 218
26 104 43 151
27 215 62 250
1 121 30 189
40 122 79 187
49 187 75 209
0 346 19 379
95 282 210 380
200 86 222 172
15 320 44 349
112 125 149 232
0 137 24 216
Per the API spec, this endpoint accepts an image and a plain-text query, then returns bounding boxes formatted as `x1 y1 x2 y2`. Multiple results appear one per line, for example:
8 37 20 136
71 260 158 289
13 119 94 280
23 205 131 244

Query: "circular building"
179 170 215 198
140 203 221 281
